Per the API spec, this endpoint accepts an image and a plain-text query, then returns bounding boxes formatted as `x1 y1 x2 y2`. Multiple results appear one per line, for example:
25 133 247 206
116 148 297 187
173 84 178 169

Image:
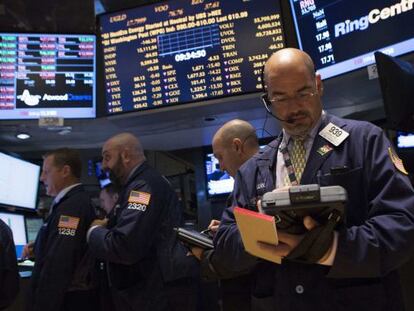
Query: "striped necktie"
281 138 306 186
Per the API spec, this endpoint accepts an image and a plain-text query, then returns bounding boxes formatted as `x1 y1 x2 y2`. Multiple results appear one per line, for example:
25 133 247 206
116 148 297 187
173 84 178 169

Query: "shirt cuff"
318 231 338 266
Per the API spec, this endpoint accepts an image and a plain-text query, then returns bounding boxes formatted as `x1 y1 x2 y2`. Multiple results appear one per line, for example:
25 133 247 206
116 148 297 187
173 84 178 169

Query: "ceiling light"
16 133 31 140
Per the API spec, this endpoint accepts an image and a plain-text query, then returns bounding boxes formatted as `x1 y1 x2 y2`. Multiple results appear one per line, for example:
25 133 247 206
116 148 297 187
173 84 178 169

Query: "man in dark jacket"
88 132 198 311
191 119 259 311
0 219 19 310
214 48 414 311
27 148 97 311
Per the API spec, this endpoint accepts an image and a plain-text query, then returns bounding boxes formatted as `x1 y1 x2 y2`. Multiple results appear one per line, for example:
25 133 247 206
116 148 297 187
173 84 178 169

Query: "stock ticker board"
99 0 286 115
0 33 96 119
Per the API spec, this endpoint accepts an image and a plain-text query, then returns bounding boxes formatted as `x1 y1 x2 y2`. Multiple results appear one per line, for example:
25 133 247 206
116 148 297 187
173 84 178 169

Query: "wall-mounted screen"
0 33 96 119
0 152 40 210
205 151 234 197
94 161 111 188
99 0 286 115
0 212 27 259
289 0 414 79
205 144 267 197
25 217 44 242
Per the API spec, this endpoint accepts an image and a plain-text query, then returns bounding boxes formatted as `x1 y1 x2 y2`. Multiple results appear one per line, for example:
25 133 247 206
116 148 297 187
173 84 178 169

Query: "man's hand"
208 219 220 233
22 241 35 259
257 215 319 257
190 246 204 260
90 218 108 228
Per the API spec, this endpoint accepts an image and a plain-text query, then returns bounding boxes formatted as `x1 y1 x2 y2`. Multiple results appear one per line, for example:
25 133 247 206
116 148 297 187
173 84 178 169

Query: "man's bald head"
102 132 146 186
104 133 145 160
262 48 323 138
263 48 316 86
213 119 258 149
212 119 259 177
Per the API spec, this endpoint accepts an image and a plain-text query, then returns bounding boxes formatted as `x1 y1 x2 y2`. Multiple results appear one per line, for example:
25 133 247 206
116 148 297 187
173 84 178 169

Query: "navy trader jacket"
214 113 414 311
0 219 19 310
29 185 96 311
88 161 198 311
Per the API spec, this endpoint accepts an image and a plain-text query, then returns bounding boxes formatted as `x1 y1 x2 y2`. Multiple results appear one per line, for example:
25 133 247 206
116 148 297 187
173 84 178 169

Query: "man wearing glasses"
213 48 414 310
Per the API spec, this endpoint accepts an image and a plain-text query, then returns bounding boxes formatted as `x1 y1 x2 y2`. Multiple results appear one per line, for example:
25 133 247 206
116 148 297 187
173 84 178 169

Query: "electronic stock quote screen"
289 0 414 79
99 0 286 115
0 33 96 119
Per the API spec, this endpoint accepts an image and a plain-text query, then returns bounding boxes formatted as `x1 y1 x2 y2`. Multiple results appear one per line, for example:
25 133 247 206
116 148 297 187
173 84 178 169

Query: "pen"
200 228 212 235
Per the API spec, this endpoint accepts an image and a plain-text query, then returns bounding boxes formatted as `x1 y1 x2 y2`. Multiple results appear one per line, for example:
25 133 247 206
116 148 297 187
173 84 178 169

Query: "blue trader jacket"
214 113 414 311
88 161 198 311
29 185 96 311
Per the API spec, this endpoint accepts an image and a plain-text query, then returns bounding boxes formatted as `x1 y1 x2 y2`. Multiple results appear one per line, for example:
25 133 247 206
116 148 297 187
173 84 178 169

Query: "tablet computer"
174 227 214 250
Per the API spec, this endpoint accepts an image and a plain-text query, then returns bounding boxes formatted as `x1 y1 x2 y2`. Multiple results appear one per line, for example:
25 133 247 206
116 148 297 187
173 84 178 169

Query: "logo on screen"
17 89 41 106
334 1 414 38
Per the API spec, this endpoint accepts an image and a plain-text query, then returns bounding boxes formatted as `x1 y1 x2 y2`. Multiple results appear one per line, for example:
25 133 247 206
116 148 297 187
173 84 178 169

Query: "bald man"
192 119 259 311
214 48 414 310
87 133 198 311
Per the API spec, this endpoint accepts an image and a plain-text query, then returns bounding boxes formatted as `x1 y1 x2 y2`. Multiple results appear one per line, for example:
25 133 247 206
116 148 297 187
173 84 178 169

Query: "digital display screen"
99 0 286 115
25 217 44 242
0 33 96 119
289 0 414 79
205 151 234 196
0 152 40 210
0 212 27 259
205 144 266 197
95 161 111 188
397 132 414 149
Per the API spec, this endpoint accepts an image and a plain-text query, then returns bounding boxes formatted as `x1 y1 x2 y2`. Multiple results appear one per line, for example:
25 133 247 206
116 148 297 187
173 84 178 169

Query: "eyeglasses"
264 90 318 107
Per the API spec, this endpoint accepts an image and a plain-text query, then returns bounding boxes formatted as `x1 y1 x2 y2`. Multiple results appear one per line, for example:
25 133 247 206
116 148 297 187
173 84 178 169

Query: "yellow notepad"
234 207 281 264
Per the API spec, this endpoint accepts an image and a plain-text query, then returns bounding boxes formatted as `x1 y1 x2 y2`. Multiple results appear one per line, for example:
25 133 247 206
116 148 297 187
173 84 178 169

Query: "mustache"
286 111 309 121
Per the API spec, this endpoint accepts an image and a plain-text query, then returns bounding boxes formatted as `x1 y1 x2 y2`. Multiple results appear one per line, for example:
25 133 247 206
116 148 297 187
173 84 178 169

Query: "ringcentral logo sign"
334 0 414 38
17 89 92 106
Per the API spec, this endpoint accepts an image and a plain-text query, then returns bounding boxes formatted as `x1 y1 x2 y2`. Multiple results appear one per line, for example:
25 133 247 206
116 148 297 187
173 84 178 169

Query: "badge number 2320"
59 228 76 236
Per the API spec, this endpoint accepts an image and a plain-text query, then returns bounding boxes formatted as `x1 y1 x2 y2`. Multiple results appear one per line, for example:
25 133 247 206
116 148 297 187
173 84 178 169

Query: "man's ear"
232 138 243 154
120 149 129 164
61 165 71 178
316 73 323 96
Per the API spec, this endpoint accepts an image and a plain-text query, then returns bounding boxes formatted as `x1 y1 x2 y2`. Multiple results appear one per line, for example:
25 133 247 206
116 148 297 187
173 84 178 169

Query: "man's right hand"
208 219 221 233
21 241 35 259
90 218 108 228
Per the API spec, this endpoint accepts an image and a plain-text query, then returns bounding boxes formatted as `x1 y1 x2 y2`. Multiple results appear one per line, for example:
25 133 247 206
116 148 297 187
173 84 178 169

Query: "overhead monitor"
0 212 27 259
0 33 96 119
289 0 414 79
0 152 40 210
98 0 287 115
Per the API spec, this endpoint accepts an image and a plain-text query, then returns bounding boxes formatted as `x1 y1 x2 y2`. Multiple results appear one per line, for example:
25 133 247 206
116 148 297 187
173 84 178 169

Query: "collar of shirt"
125 162 143 184
275 111 326 188
53 183 82 206
280 110 326 158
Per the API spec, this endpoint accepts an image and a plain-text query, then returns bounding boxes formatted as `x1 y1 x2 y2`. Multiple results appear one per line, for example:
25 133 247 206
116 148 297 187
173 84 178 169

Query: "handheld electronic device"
261 184 346 234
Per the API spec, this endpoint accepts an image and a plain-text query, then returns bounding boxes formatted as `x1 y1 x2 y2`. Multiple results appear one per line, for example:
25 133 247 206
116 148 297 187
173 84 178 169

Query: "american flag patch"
58 215 80 230
128 191 151 205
